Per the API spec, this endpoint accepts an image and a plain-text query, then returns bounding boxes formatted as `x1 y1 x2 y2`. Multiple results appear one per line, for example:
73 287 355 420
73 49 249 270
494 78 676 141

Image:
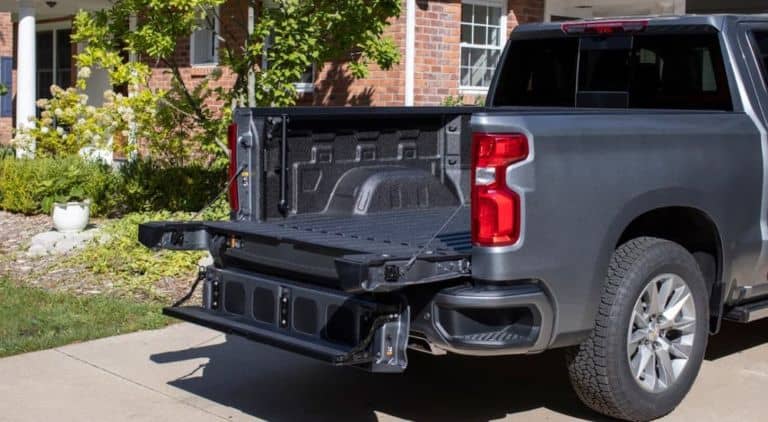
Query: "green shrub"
0 156 120 216
64 211 205 296
118 158 227 213
0 156 229 218
0 145 14 160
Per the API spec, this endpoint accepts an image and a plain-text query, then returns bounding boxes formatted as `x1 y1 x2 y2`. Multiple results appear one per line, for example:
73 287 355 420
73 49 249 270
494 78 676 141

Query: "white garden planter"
52 201 91 233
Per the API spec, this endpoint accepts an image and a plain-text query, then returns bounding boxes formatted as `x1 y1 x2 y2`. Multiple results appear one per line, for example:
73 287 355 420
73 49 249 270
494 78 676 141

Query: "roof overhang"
0 0 113 21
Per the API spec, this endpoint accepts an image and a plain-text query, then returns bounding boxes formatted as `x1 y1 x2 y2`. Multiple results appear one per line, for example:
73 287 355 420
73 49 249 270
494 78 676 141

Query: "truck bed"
210 206 470 258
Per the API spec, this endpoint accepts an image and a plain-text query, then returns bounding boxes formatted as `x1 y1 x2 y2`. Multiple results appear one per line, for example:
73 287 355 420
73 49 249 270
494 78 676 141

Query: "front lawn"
0 278 170 358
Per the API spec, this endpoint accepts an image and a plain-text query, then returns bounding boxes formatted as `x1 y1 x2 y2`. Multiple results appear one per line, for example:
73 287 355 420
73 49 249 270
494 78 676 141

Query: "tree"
71 0 402 162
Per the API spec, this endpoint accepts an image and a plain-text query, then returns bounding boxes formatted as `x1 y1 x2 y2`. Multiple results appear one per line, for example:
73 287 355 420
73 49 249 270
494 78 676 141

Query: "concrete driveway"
1 319 768 422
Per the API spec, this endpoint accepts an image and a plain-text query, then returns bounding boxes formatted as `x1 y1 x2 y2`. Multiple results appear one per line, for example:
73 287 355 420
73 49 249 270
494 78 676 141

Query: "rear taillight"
561 19 648 35
228 123 239 213
471 133 529 247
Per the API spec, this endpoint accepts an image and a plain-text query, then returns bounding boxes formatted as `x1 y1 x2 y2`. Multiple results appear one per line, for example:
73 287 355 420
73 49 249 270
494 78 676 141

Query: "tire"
566 237 709 421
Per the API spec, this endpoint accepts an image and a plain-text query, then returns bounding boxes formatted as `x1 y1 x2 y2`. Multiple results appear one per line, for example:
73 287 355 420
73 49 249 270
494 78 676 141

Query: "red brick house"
0 0 764 148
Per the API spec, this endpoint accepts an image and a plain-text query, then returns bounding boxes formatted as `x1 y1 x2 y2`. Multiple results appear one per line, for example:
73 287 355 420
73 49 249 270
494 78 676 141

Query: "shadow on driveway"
150 318 768 421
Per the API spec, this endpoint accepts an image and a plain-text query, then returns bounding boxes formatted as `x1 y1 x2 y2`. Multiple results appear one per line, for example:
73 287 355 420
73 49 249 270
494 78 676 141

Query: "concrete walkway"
2 320 768 422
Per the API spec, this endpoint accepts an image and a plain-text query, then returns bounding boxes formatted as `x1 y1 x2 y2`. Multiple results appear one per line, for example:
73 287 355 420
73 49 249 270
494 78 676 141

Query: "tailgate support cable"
171 165 245 307
190 164 246 222
172 266 207 308
400 204 468 276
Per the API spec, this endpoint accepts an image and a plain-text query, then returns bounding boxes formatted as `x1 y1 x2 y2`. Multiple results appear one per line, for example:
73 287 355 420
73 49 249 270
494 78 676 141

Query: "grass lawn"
0 278 171 358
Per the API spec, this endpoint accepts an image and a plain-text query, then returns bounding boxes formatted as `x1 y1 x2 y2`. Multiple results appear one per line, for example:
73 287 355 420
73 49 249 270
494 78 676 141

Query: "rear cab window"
492 27 732 111
750 31 768 86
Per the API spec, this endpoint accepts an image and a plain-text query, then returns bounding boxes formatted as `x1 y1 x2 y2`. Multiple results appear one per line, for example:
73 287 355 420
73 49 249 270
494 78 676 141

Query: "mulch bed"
0 211 197 303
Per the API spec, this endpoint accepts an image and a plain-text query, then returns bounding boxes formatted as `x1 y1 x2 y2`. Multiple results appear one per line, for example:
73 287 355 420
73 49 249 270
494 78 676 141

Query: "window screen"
492 33 732 110
191 9 218 65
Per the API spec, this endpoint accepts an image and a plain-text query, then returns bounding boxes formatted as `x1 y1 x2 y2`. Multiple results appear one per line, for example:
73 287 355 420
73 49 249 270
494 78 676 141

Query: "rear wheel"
567 237 709 421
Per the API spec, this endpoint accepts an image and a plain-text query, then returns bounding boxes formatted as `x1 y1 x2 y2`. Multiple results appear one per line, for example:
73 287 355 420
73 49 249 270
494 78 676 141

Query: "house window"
263 34 315 94
460 0 506 92
37 28 73 100
190 8 219 66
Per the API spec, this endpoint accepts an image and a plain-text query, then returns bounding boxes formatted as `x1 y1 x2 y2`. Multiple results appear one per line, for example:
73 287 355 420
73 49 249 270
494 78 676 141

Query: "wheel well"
617 207 722 329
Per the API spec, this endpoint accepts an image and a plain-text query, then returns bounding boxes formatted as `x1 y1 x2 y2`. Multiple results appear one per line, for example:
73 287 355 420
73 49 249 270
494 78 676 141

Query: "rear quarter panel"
471 110 761 346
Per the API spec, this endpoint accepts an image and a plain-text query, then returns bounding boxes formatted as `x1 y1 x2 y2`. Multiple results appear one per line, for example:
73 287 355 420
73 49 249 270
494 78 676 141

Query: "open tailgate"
139 207 471 293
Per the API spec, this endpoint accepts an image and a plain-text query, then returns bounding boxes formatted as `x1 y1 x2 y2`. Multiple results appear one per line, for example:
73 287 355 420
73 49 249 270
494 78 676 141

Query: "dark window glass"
629 34 730 110
492 38 579 107
751 31 768 85
56 29 72 88
36 29 73 101
492 33 731 110
36 31 53 101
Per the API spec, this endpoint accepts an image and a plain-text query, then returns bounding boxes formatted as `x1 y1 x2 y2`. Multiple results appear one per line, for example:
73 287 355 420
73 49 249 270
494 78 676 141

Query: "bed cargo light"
471 133 528 247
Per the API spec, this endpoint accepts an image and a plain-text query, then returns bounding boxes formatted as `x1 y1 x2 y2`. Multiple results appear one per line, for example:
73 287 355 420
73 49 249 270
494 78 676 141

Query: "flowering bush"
12 68 159 159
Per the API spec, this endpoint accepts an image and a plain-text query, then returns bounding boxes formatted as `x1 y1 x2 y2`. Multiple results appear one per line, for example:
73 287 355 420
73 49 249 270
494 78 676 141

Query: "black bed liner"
211 206 471 257
140 206 471 293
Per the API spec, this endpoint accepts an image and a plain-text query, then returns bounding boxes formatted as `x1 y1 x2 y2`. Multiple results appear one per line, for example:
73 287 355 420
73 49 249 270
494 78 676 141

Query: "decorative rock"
26 227 103 256
30 231 66 250
53 237 80 254
26 244 49 257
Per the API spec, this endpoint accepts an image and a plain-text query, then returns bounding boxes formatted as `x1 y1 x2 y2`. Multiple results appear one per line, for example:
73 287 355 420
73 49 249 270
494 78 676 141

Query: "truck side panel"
471 110 762 346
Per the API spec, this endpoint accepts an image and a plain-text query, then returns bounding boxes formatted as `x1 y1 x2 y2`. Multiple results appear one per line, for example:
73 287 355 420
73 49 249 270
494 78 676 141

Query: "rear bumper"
164 265 555 371
412 283 554 356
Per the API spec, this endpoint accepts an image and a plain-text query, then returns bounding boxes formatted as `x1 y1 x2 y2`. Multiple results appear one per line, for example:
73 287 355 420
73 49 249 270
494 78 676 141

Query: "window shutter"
0 57 11 118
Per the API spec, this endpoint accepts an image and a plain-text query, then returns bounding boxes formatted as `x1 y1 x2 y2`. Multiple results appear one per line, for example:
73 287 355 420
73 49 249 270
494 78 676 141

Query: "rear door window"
492 33 732 111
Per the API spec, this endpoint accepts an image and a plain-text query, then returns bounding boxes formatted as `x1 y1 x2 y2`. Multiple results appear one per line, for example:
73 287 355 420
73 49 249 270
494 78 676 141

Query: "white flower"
54 108 63 117
56 127 64 135
40 127 49 134
77 118 86 125
77 66 92 79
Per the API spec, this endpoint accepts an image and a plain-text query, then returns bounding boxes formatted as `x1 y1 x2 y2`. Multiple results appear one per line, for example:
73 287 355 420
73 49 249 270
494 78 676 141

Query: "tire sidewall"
608 242 709 418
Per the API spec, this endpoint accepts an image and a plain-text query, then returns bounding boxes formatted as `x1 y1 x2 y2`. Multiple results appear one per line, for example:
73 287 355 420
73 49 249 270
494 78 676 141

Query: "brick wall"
311 10 407 106
146 0 248 116
0 12 12 144
146 0 545 110
508 0 546 26
316 0 543 106
0 0 547 146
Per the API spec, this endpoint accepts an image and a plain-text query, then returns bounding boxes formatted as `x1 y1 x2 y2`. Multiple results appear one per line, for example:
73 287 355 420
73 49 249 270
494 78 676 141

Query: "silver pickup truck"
140 15 768 421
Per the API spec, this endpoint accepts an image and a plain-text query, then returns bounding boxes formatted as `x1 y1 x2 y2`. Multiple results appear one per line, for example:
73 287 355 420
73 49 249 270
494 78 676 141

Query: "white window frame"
459 0 508 94
293 70 316 94
190 6 220 67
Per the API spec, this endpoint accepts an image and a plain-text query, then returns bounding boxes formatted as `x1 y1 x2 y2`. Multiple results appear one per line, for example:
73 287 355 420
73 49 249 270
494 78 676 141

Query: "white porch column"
16 0 36 157
404 0 415 106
